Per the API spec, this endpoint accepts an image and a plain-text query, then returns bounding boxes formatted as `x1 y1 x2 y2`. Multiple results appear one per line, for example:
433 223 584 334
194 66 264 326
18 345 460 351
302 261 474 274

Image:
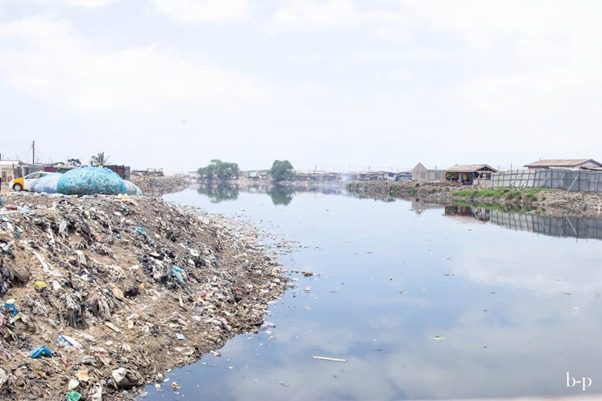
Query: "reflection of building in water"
489 211 602 240
444 205 602 240
411 199 443 215
444 206 491 222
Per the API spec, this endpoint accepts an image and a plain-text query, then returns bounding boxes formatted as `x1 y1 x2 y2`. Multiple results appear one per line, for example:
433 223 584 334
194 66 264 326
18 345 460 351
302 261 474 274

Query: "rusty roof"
524 159 601 168
445 164 498 173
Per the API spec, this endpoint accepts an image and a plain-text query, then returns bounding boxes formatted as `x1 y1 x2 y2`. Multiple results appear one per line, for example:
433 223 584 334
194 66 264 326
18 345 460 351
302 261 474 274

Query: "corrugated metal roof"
445 164 498 173
524 159 601 167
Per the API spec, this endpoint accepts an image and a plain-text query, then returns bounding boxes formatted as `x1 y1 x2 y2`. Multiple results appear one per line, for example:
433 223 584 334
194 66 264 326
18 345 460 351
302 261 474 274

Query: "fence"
481 169 602 192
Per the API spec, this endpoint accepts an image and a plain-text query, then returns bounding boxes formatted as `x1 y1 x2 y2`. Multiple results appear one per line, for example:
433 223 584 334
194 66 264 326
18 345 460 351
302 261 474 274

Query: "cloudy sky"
1 0 601 172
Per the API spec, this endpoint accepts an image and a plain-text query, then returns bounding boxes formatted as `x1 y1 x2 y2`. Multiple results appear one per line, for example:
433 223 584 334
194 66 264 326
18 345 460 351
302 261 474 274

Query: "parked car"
10 171 53 191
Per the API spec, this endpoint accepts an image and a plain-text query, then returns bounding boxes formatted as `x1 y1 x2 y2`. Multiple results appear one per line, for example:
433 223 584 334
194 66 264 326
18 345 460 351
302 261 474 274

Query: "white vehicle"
10 171 53 191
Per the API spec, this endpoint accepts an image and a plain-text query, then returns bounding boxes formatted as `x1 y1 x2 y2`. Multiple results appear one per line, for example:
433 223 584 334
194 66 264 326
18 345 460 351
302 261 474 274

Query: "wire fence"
480 169 602 192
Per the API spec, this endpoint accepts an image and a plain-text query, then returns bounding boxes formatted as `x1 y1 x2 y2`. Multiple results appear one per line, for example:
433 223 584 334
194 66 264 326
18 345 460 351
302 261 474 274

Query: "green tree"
90 152 109 166
198 159 240 181
269 160 294 182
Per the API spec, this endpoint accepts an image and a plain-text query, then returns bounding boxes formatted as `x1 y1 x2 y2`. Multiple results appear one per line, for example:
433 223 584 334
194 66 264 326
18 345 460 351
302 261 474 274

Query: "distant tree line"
198 159 240 181
197 159 294 182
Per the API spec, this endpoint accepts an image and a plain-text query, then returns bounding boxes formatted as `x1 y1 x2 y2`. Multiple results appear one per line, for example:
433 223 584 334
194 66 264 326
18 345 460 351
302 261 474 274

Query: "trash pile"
129 175 189 197
0 192 286 401
28 168 143 197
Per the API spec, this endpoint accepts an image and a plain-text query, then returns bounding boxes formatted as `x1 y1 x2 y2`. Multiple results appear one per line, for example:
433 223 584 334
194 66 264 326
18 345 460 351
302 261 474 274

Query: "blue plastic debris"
124 180 143 195
3 302 17 316
30 346 54 359
57 167 127 195
134 226 146 235
171 265 187 285
30 173 62 194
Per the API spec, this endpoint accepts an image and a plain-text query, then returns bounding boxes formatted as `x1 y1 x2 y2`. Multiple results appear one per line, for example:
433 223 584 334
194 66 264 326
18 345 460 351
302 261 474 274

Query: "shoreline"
0 192 287 401
346 181 602 218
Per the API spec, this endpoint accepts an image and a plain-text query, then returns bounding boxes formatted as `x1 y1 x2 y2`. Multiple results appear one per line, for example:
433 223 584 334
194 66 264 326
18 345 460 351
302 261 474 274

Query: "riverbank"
347 181 602 217
0 192 286 401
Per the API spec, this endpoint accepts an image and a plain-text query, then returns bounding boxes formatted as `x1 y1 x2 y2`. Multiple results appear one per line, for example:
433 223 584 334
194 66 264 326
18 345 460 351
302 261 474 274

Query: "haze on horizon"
1 0 601 173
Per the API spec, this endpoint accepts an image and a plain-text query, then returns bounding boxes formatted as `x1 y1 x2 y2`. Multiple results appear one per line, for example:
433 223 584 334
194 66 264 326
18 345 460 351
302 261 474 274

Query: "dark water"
142 187 602 400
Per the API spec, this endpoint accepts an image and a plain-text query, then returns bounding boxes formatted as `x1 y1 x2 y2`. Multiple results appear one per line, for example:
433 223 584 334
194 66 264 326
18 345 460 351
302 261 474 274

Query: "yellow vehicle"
10 172 52 191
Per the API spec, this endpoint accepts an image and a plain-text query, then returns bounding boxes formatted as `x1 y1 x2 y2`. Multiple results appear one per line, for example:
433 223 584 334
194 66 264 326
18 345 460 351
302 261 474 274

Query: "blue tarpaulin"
57 167 127 195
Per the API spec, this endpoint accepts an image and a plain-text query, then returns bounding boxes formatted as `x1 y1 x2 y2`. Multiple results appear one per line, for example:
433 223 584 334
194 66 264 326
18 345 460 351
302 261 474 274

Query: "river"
140 186 602 400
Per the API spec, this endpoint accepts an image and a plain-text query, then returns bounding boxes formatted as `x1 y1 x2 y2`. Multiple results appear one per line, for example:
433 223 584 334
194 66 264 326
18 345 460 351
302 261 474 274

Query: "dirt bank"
129 175 190 196
0 192 286 401
347 181 602 217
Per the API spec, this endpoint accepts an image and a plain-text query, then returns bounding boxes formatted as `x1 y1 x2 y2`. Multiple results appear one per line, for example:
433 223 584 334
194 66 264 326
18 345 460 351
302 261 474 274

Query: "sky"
1 0 601 173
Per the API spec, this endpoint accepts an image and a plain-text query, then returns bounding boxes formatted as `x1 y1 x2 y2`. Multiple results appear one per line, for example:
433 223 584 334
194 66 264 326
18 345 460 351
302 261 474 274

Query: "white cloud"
0 15 271 112
152 0 249 24
265 0 407 33
268 0 362 31
8 0 120 9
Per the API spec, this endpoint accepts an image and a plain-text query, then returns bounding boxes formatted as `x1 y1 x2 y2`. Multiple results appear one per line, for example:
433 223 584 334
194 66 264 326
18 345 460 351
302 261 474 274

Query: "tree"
269 160 294 182
197 159 240 181
90 152 109 166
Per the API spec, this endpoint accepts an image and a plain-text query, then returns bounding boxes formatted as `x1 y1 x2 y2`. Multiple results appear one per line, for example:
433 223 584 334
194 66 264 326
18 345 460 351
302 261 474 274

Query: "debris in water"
312 356 347 363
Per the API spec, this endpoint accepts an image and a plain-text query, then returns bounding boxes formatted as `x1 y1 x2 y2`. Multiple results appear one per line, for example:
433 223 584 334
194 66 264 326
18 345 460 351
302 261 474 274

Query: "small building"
524 159 602 171
444 164 498 185
0 160 20 184
358 171 397 181
412 163 444 183
241 170 270 180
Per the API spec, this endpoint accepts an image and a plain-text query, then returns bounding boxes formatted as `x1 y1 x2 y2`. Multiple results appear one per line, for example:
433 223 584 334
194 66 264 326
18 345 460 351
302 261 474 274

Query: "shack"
444 164 498 185
0 160 19 184
358 171 397 181
524 159 602 171
412 163 444 183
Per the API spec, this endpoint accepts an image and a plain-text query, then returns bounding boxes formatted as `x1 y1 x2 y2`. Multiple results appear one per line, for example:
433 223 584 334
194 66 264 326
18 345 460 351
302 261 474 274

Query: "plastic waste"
57 167 127 195
171 265 186 285
58 335 82 349
66 391 81 401
30 345 54 359
3 302 17 316
30 173 62 194
124 180 143 196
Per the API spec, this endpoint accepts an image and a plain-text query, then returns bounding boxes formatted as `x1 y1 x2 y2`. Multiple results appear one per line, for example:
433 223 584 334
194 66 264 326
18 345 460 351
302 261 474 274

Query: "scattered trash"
30 346 54 359
0 192 286 400
171 381 181 391
312 356 347 363
65 391 81 401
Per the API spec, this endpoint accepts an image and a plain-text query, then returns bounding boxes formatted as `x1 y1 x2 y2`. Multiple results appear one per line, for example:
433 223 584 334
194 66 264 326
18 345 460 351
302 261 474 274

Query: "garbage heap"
0 192 286 401
129 175 189 197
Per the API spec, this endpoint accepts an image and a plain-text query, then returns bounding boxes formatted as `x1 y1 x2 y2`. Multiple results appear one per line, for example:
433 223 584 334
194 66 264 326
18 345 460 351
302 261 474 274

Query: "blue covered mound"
31 173 62 194
57 167 127 195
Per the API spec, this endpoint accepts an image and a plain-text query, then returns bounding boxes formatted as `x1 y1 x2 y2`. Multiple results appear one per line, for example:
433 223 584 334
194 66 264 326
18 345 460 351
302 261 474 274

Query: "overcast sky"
1 0 601 172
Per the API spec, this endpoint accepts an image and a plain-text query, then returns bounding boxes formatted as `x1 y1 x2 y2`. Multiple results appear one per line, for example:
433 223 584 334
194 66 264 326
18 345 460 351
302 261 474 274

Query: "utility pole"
32 140 35 165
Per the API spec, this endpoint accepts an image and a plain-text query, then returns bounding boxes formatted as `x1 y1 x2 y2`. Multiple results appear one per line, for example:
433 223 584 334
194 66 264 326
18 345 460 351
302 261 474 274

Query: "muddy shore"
0 192 287 401
347 181 602 218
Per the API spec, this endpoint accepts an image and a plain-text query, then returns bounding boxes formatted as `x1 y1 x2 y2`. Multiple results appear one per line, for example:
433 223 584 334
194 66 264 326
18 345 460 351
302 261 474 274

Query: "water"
142 187 602 400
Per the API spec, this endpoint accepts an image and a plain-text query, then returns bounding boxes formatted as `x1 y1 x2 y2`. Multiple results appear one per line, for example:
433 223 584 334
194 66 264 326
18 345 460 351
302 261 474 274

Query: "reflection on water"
445 205 602 240
197 183 239 202
142 188 602 401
